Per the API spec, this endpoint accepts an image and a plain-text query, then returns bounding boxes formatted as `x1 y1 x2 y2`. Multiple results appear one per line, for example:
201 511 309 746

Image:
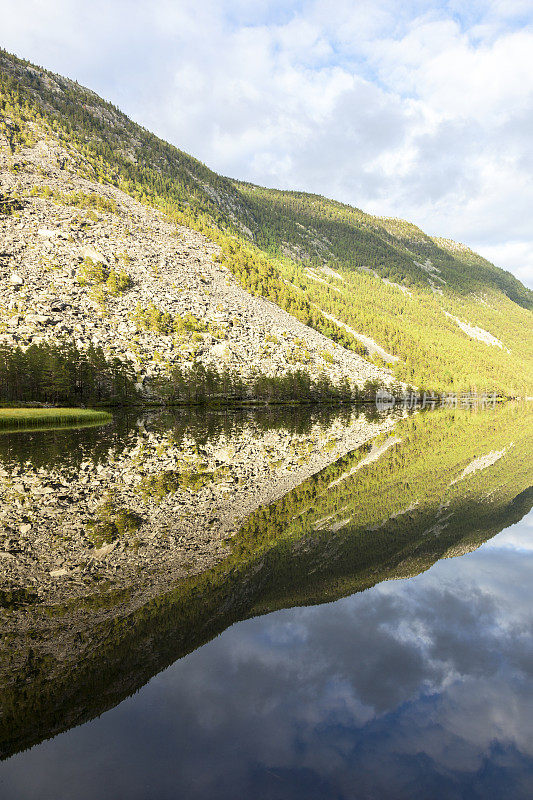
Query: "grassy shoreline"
0 408 113 429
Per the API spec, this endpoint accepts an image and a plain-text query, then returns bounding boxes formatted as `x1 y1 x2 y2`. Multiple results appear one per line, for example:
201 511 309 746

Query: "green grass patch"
0 407 112 429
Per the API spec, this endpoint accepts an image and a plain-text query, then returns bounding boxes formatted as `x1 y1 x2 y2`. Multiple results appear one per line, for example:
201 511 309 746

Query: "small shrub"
106 268 132 295
87 497 143 547
286 347 311 365
78 257 108 286
139 468 213 498
179 470 214 491
139 470 180 502
132 303 174 334
29 186 118 213
0 191 25 216
89 284 107 308
86 518 116 547
174 313 206 335
114 508 144 536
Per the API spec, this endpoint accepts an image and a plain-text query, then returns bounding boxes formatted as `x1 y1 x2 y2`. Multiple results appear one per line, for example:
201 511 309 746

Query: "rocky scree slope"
0 129 392 396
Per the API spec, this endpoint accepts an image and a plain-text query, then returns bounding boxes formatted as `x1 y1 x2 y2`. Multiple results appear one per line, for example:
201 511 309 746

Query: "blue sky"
2 0 533 286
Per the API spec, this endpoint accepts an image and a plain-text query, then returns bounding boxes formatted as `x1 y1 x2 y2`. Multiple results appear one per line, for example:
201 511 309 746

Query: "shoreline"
0 391 512 412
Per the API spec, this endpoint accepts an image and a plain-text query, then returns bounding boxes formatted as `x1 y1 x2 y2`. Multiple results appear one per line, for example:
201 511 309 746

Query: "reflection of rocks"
0 410 397 604
0 406 531 760
0 471 530 763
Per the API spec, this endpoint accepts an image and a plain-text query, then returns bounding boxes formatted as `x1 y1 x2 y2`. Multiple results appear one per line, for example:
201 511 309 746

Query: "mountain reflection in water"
0 403 531 799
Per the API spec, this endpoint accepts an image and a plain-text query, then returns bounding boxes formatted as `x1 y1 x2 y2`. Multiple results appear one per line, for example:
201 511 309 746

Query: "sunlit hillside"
1 48 532 393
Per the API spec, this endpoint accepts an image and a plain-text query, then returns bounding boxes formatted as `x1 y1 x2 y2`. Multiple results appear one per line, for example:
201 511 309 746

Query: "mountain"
1 48 532 396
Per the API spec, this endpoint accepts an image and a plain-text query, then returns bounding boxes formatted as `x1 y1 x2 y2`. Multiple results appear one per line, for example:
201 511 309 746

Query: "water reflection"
0 403 531 798
0 404 376 470
1 512 531 800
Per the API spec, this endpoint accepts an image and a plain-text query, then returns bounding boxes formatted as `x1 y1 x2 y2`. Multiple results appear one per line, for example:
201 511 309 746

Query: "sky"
1 0 533 287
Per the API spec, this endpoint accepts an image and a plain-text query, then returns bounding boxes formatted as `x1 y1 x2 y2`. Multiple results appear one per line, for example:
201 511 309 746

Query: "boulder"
9 272 24 287
211 342 232 363
93 542 117 558
49 568 69 578
80 245 108 264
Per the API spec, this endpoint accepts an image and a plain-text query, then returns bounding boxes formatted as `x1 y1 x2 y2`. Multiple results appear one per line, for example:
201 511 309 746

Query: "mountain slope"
1 48 532 394
0 132 390 399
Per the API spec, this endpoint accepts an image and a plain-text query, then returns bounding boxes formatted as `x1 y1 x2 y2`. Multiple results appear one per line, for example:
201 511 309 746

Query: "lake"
0 402 531 799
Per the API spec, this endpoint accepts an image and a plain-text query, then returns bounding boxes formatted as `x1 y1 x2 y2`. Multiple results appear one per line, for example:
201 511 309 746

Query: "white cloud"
1 0 532 286
483 510 533 550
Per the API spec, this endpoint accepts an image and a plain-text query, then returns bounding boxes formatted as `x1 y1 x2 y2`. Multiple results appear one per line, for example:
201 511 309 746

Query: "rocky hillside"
0 48 532 394
0 124 391 398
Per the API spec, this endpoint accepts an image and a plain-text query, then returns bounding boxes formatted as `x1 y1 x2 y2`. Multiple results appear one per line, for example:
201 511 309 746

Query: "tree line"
0 342 137 404
0 342 385 406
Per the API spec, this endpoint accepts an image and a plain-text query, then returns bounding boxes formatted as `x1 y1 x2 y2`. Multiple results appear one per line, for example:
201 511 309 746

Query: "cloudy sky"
2 0 533 286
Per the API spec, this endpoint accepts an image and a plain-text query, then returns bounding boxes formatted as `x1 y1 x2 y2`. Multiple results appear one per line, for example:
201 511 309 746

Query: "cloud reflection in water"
1 514 532 800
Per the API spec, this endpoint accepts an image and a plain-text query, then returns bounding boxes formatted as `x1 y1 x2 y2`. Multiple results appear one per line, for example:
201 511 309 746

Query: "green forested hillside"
1 48 532 393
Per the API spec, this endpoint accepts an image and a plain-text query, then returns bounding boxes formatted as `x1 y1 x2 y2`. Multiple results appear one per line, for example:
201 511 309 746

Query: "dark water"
0 404 531 800
0 404 370 469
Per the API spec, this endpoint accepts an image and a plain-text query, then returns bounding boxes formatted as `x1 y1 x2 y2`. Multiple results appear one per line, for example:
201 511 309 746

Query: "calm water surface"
0 405 531 800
